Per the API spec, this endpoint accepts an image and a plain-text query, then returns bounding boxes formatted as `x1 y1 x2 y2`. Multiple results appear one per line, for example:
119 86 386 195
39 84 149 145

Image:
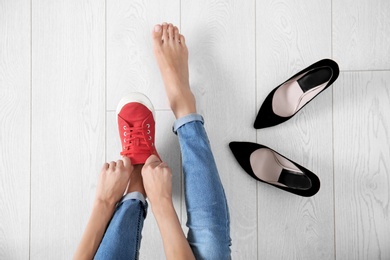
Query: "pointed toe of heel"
254 88 292 129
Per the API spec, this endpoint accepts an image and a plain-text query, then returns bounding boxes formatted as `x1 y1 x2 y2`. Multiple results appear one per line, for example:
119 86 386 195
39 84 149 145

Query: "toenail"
154 25 161 32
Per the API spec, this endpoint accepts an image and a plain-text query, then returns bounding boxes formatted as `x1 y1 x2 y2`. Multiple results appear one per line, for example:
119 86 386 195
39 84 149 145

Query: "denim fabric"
175 114 232 260
172 113 204 134
95 114 231 260
94 192 147 260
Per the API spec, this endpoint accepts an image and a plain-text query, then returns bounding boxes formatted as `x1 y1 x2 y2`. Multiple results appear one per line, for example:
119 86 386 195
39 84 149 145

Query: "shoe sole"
116 92 156 119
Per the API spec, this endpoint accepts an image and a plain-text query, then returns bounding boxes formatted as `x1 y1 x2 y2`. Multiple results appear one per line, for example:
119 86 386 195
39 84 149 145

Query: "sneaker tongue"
118 114 143 128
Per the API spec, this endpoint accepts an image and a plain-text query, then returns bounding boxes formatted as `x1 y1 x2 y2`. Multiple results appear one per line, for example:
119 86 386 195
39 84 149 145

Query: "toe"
168 24 174 40
152 24 163 44
162 23 168 42
179 34 186 45
174 26 180 41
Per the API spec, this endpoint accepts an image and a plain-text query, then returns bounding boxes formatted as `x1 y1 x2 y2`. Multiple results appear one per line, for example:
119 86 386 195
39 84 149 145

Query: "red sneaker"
116 93 160 165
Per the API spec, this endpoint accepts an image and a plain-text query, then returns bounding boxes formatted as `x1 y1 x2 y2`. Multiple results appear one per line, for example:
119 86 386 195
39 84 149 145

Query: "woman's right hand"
141 155 173 207
95 157 133 208
142 154 195 260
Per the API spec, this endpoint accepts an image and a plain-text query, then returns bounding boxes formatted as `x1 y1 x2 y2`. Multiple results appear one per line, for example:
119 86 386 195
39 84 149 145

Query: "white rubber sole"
116 92 156 119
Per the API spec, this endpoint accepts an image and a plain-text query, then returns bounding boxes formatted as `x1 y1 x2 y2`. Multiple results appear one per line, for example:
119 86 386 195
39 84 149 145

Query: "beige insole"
272 70 329 117
249 148 303 187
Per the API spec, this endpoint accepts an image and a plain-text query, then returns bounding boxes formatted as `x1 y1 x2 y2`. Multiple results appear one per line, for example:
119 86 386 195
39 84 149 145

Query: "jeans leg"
94 192 148 260
174 114 232 260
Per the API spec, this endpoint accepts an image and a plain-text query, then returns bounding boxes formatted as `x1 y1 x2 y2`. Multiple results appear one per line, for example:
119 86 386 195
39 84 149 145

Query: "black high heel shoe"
254 59 339 129
229 142 320 197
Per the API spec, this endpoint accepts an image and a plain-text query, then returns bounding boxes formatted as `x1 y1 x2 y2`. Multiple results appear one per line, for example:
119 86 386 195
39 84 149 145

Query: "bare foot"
152 23 196 119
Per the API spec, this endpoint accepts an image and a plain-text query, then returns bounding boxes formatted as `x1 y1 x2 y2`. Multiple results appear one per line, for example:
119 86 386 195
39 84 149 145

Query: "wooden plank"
333 0 390 70
182 1 258 259
106 110 181 259
106 0 179 111
334 71 390 260
30 0 105 258
256 0 334 259
0 0 30 259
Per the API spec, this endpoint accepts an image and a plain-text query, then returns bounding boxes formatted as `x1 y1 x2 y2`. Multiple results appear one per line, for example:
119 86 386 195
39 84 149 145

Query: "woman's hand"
141 154 195 260
95 157 133 208
141 155 173 206
74 157 133 260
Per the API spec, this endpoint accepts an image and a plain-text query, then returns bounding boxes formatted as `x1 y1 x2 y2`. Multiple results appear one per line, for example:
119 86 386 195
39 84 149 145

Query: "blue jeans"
95 114 231 260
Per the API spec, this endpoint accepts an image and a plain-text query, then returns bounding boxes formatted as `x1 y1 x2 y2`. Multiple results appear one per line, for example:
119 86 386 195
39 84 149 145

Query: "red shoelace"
120 125 151 156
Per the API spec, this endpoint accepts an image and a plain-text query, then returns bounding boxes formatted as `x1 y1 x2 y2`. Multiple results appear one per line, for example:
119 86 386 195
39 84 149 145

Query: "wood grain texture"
107 0 179 111
106 110 181 259
334 71 390 260
333 0 390 70
182 1 258 259
256 0 334 259
30 0 105 258
0 0 30 259
2 0 389 258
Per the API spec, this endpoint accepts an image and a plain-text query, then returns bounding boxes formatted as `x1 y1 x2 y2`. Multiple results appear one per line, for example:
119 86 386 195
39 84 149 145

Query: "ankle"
170 92 196 119
127 165 147 198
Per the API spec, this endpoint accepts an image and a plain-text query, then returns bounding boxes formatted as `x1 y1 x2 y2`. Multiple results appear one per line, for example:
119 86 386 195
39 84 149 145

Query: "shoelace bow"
120 125 151 156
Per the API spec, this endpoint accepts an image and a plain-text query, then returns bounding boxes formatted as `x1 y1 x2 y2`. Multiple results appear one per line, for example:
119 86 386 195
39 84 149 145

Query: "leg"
95 167 148 260
175 115 232 260
152 23 231 259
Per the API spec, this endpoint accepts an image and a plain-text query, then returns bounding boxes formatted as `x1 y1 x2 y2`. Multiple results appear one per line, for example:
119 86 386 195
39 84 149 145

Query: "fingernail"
154 25 162 32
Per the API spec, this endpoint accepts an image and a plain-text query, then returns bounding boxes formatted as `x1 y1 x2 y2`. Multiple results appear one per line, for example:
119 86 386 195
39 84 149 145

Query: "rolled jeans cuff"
119 191 146 206
172 113 204 134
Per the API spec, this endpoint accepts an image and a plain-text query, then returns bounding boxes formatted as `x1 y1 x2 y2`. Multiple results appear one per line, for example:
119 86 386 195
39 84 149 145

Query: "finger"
158 162 169 168
102 162 109 170
122 156 131 167
116 159 124 168
109 161 116 169
144 154 162 167
122 156 134 173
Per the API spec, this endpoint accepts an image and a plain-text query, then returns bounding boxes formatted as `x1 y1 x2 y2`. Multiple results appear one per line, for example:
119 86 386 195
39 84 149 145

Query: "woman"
74 23 231 260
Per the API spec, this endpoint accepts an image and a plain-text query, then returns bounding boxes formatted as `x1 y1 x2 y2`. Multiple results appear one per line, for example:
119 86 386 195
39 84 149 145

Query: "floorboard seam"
29 0 33 258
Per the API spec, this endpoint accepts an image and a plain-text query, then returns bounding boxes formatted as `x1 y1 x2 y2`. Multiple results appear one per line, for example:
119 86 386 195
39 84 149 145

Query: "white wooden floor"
1 0 389 259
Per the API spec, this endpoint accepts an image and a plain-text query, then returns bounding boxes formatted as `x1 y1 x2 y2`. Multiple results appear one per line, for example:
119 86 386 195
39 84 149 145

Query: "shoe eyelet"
146 124 150 128
124 132 127 136
147 129 151 134
123 126 127 130
148 136 152 140
124 138 126 143
151 142 154 146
